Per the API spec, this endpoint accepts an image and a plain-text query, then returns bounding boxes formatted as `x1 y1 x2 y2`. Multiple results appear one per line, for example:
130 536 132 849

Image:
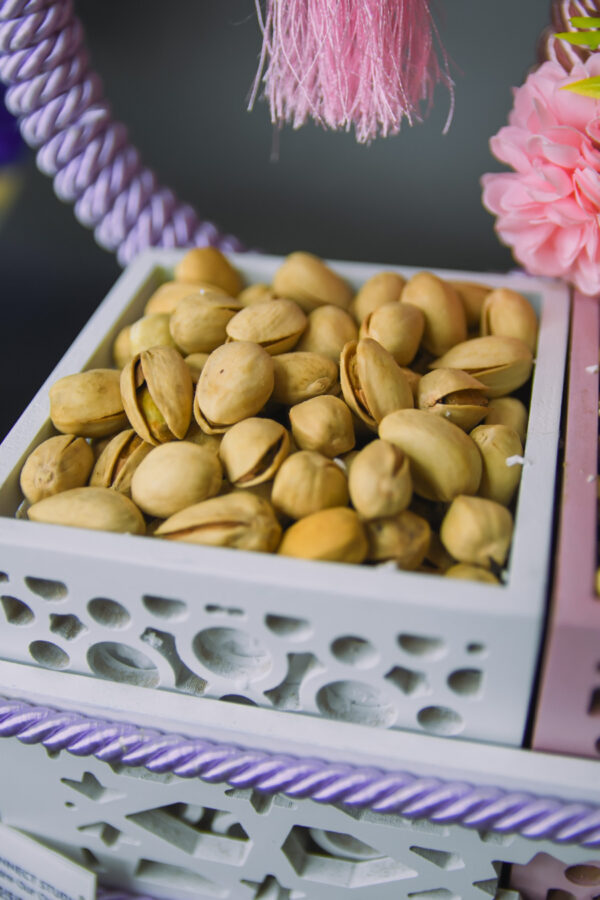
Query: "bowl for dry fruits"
0 250 568 747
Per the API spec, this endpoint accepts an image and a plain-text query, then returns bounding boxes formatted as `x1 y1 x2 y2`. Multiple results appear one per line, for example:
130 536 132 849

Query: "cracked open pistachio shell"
417 367 488 431
225 298 307 354
469 423 523 506
379 408 482 502
401 271 467 356
348 439 412 518
144 280 227 315
271 352 338 405
340 338 413 431
430 336 533 398
194 341 274 433
131 441 223 518
28 486 145 534
129 313 176 357
113 325 133 368
450 281 492 329
440 494 513 569
289 395 355 458
485 397 528 444
360 302 425 366
50 369 128 438
237 283 277 306
219 418 290 487
155 490 281 552
174 247 243 295
271 252 353 312
89 428 153 495
295 305 358 362
120 346 193 444
169 292 243 354
278 507 367 563
351 271 406 323
480 288 538 353
365 510 430 569
445 563 500 584
20 435 94 504
271 450 349 519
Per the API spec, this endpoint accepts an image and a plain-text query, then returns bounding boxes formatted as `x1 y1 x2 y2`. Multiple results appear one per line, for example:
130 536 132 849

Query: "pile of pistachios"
19 248 537 583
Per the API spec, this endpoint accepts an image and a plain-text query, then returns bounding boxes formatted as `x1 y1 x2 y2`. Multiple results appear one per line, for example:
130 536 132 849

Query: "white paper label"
0 824 95 900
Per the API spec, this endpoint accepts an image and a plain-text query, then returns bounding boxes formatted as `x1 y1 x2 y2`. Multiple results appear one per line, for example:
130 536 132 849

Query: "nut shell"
90 428 153 494
20 435 94 504
278 507 367 563
169 293 243 354
295 305 358 361
484 397 528 443
174 247 243 295
348 439 412 518
219 418 290 487
430 336 533 398
272 451 349 519
121 346 193 444
440 494 513 568
50 369 127 438
272 252 353 312
28 486 146 534
144 281 227 315
365 510 431 569
351 271 406 323
360 302 425 366
129 314 176 356
271 352 338 405
417 367 488 431
340 339 413 431
480 288 538 353
194 342 274 433
131 441 223 518
289 395 355 458
401 271 467 356
469 423 523 506
226 298 307 354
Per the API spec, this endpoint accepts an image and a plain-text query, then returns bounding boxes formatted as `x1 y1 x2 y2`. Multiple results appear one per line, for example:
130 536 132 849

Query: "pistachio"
289 395 355 458
399 367 422 400
219 418 290 487
184 352 210 384
237 283 277 306
295 305 358 362
131 441 223 518
440 494 513 568
28 486 145 534
430 336 534 398
271 252 353 312
278 507 367 563
365 510 430 569
360 302 425 366
351 271 406 323
423 531 455 573
445 563 500 583
480 288 538 353
156 490 281 552
129 313 176 356
271 351 338 405
144 280 227 315
50 369 128 438
169 292 243 354
469 423 523 506
174 247 243 296
89 428 153 494
484 397 528 443
183 419 223 454
401 271 467 356
194 341 274 433
113 325 133 368
340 338 413 431
417 367 488 430
20 435 94 504
348 439 412 518
379 408 482 502
450 280 492 329
226 298 307 354
271 450 349 519
121 346 193 444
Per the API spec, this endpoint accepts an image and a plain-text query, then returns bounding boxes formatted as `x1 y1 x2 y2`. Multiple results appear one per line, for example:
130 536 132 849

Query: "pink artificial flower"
481 58 600 296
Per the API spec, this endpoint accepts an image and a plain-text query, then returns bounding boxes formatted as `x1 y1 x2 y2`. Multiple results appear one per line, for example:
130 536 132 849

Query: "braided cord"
1 696 599 848
0 0 244 263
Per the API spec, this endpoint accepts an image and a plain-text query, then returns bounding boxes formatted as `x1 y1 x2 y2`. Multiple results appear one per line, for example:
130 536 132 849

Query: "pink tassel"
249 0 454 144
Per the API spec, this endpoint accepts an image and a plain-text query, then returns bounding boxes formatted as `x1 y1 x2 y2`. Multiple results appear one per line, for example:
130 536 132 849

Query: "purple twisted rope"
1 697 599 848
0 0 244 263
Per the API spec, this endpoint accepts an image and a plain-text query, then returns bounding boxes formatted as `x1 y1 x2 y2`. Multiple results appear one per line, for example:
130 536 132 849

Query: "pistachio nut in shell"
183 420 222 454
379 408 482 502
271 252 353 312
237 283 277 306
348 439 412 518
289 395 355 458
90 428 153 494
417 367 488 431
113 325 133 368
131 441 222 518
360 302 425 366
440 494 513 569
399 367 421 400
271 450 349 519
401 271 467 356
470 423 523 506
423 531 455 573
129 313 176 356
184 352 210 384
120 345 193 444
194 342 274 433
271 352 338 406
430 336 533 398
279 507 367 563
480 288 538 353
20 435 94 504
225 298 307 354
219 418 290 487
445 563 500 584
485 396 528 443
28 486 145 534
169 292 243 354
295 304 358 362
50 369 128 438
156 490 281 553
340 338 413 431
174 247 243 296
450 280 492 329
144 280 227 315
351 271 406 323
365 510 430 569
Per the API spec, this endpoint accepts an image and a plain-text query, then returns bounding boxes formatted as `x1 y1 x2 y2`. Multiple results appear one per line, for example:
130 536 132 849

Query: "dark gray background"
0 1 553 439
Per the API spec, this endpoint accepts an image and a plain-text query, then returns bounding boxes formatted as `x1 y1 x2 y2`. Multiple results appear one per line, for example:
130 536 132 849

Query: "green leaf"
569 16 600 27
561 76 600 98
554 30 600 48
